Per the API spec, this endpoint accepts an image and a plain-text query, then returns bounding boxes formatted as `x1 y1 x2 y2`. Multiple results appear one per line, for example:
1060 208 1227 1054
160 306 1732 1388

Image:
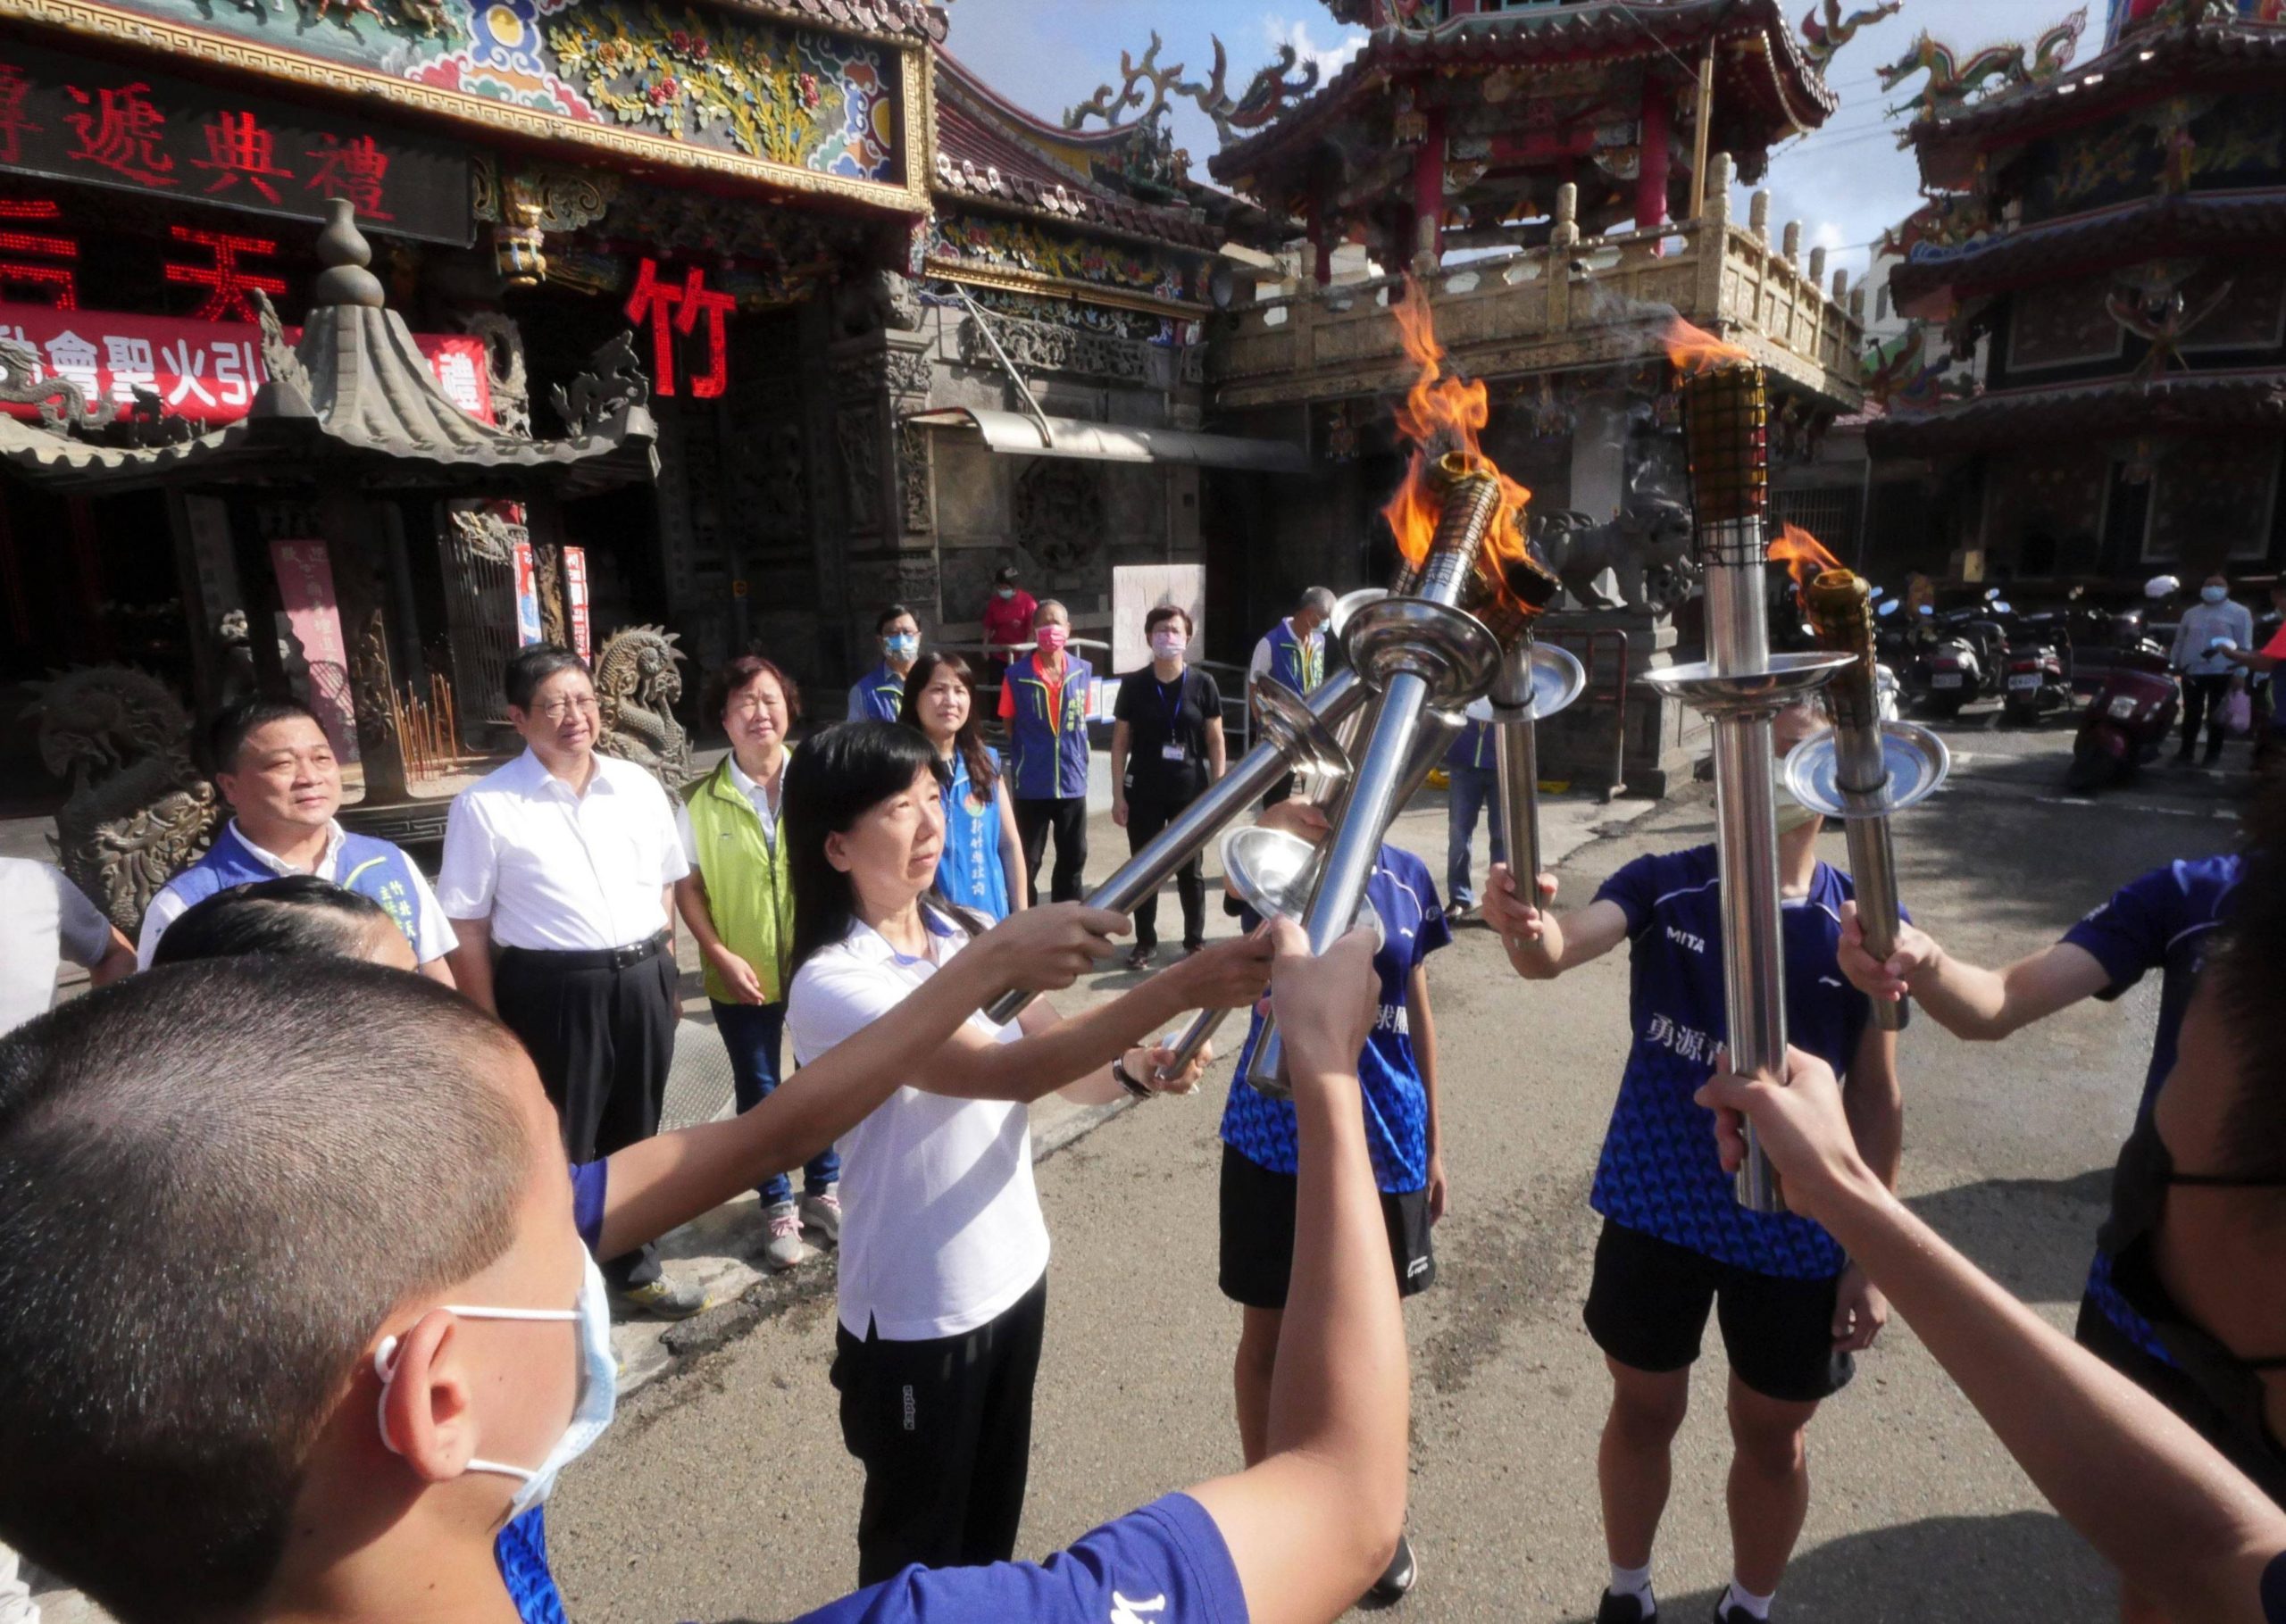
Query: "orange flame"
1771 522 1844 600
1661 313 1753 376
1377 279 1537 607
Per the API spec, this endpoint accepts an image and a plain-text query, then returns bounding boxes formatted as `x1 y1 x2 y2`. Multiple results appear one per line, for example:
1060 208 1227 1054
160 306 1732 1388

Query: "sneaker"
1125 944 1156 971
1364 1533 1417 1604
1709 1603 1754 1624
1448 899 1476 925
761 1200 806 1271
613 1275 711 1320
799 1186 843 1245
1595 1593 1655 1624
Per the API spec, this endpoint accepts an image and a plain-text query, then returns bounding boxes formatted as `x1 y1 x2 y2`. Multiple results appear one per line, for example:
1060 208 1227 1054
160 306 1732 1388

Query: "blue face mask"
885 633 920 660
2203 586 2229 604
374 1249 619 1520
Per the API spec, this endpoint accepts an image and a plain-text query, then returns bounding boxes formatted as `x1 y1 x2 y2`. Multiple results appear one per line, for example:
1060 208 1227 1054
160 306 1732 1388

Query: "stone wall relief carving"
1014 460 1105 570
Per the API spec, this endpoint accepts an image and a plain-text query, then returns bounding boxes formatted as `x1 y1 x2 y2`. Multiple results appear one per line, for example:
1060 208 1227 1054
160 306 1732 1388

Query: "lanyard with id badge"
1155 672 1190 765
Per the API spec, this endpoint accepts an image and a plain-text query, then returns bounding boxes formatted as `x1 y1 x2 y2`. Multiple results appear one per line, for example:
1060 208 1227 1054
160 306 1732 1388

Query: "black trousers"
2181 672 2233 753
1125 788 1206 951
1014 796 1088 906
494 941 678 1291
830 1278 1049 1586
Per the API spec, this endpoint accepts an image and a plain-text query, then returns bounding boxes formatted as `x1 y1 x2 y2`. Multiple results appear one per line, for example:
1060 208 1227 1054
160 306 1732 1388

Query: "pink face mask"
1035 624 1068 654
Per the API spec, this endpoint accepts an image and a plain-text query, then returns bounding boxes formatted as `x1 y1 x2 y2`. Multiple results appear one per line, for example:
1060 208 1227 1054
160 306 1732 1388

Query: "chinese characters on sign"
269 539 360 765
0 301 493 426
562 545 591 660
0 41 471 246
623 257 734 399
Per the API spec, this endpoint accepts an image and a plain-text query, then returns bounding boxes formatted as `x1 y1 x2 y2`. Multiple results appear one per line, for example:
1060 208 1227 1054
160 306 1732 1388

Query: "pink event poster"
562 546 591 659
269 540 360 764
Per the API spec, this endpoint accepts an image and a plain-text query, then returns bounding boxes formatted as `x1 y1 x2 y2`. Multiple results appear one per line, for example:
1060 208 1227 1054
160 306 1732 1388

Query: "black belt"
499 929 671 972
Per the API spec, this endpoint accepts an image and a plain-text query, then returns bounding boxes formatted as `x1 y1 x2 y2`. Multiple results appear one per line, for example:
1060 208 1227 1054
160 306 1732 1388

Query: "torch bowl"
1496 640 1589 721
1219 825 1385 948
1248 671 1353 804
1340 596 1505 708
1784 720 1952 818
1640 650 1853 718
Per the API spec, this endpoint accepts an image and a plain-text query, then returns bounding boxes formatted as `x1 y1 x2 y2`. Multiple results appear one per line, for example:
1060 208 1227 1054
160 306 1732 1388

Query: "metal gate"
439 502 523 736
1770 487 1862 557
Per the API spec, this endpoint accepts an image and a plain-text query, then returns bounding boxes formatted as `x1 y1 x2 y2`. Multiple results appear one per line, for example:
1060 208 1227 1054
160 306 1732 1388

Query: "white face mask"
374 1250 619 1520
1151 632 1188 659
997 587 1015 600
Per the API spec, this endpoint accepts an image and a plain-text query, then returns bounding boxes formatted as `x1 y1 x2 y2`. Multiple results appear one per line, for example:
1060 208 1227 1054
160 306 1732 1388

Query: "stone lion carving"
1531 499 1698 613
592 625 695 790
25 666 217 931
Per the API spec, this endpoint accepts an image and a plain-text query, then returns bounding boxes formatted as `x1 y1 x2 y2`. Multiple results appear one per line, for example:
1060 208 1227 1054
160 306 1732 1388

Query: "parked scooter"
2068 635 2180 792
2002 607 2074 724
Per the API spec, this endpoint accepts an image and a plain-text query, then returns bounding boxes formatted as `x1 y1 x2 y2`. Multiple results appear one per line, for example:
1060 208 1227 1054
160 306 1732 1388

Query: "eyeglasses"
536 695 600 721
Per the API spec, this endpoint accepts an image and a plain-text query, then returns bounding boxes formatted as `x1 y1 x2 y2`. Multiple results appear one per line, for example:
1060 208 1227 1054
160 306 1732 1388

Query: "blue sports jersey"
1590 845 1877 1279
791 1494 1244 1623
2063 852 2241 1365
1222 845 1450 1193
2061 853 2240 1120
495 1161 612 1624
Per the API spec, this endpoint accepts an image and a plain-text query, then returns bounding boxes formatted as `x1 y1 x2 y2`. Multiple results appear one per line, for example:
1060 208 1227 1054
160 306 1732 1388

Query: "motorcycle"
2068 636 2180 793
2002 607 2074 725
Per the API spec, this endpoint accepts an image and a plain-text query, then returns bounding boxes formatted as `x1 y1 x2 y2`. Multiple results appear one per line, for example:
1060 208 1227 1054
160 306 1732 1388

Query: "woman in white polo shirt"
783 720 1271 1587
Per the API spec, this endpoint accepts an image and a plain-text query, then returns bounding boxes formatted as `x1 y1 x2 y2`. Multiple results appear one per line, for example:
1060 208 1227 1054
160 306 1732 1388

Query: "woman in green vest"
674 654 837 1272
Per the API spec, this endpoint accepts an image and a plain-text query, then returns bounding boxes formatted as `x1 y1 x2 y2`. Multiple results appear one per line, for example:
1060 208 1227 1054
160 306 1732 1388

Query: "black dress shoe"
1595 1591 1654 1624
1364 1533 1417 1604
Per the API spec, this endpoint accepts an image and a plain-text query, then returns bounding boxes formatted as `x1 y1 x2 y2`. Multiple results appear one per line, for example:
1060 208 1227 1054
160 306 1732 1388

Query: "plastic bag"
2223 686 2253 737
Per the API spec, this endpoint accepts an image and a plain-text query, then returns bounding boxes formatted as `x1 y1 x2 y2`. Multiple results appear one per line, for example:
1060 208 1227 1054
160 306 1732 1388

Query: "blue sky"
940 0 2088 284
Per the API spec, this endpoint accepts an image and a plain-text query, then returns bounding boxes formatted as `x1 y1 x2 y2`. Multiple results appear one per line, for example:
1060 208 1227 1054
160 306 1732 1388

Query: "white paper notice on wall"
1112 564 1206 677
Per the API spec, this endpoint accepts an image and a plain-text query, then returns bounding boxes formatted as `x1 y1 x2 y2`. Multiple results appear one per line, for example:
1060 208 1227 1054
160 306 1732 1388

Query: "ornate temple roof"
1910 20 2286 183
931 54 1224 251
0 204 655 496
742 0 949 43
1209 0 1836 196
1867 370 2286 454
1888 191 2286 313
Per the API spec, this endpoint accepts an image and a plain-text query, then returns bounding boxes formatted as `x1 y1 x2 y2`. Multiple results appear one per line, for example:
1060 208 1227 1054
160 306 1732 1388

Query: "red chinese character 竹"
672 267 735 400
623 257 683 397
163 224 286 322
0 62 40 166
305 133 391 221
62 81 177 188
193 111 295 205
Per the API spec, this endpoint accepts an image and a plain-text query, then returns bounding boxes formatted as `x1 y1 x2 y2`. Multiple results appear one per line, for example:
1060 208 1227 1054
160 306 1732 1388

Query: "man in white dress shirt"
437 645 706 1319
137 697 455 980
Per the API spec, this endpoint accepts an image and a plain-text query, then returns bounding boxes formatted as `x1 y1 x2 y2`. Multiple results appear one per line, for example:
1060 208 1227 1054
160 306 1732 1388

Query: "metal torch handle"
980 670 1370 1026
1710 711 1792 1213
1491 639 1543 897
1245 672 1434 1095
1831 711 1909 1032
1154 1005 1235 1087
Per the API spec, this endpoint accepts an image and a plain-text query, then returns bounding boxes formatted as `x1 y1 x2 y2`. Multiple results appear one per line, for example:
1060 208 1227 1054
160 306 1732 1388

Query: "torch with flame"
1242 284 1583 1096
1642 319 1853 1213
1780 526 1953 1035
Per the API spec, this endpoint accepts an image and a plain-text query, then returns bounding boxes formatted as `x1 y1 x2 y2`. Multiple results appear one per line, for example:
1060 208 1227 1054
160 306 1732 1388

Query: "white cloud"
1260 13 1367 79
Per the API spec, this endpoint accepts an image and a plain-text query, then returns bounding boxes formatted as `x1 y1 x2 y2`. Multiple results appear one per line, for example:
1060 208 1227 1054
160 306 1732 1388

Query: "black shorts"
2076 1292 2286 1507
1583 1220 1853 1403
1218 1143 1435 1311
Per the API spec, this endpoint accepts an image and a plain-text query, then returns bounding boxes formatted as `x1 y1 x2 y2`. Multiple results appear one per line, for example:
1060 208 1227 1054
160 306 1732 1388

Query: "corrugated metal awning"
903 407 1313 473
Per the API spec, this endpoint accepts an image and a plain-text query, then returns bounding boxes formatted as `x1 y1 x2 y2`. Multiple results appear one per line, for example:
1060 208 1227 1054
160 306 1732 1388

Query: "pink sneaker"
799 1187 843 1245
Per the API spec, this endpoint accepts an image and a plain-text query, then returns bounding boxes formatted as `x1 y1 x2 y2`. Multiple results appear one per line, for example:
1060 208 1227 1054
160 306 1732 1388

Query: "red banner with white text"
0 302 492 427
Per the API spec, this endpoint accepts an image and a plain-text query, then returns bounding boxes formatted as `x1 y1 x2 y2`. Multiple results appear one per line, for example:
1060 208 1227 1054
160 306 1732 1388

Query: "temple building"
1868 0 2286 586
1195 0 1870 790
0 0 1294 918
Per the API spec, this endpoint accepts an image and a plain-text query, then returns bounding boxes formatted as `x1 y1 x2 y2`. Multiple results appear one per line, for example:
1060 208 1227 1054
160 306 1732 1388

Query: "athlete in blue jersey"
1836 845 2266 1624
1483 703 1900 1624
1217 804 1450 1607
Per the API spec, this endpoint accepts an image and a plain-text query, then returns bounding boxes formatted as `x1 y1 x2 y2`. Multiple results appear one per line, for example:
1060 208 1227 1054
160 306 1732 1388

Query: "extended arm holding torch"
1805 571 1909 1032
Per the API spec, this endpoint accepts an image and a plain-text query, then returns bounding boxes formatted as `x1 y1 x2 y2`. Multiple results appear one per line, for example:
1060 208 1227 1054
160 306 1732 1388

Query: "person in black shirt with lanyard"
1112 604 1227 970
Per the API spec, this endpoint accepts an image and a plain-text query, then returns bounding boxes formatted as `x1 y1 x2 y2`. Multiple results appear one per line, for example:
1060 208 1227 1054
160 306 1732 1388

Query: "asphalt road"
548 704 2257 1623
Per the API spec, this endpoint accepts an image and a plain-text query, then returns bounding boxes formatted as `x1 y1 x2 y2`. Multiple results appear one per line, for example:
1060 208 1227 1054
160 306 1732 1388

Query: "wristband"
1113 1056 1153 1100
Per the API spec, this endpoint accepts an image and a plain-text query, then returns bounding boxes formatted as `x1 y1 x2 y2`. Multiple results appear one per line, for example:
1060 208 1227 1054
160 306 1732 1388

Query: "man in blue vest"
1250 587 1336 695
1253 587 1335 806
847 603 922 722
137 696 455 981
997 597 1093 904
